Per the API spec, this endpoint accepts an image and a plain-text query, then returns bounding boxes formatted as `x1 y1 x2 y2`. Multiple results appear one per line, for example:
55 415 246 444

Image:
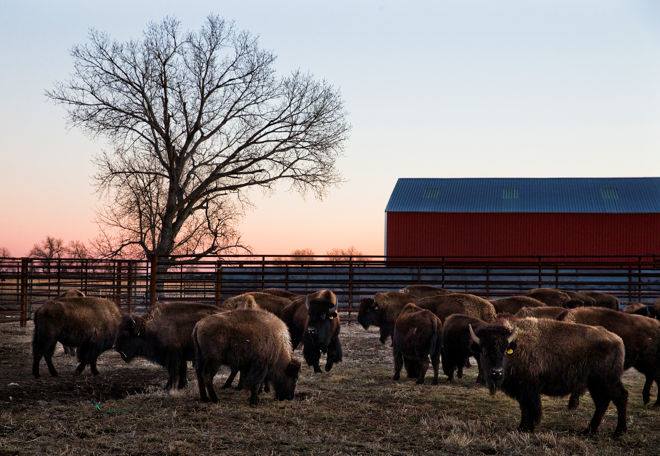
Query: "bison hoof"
313 366 322 374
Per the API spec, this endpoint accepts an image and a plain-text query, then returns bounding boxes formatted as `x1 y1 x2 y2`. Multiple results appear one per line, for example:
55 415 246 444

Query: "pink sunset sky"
2 1 660 256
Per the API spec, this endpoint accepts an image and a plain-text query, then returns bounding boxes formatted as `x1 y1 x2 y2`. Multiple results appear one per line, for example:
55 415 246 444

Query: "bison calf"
469 318 627 436
441 314 485 383
193 308 301 405
392 303 442 384
32 296 121 377
114 302 220 390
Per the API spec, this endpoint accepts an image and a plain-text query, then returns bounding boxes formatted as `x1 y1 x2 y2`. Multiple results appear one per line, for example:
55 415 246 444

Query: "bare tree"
326 246 363 262
290 248 314 257
0 247 10 257
65 241 90 259
29 237 66 259
48 16 349 260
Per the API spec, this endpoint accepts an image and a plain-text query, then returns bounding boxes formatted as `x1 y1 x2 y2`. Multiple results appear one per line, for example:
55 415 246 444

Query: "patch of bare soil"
0 321 658 455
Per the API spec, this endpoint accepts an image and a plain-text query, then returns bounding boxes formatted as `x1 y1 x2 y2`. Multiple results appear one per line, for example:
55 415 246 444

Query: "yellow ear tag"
505 348 514 355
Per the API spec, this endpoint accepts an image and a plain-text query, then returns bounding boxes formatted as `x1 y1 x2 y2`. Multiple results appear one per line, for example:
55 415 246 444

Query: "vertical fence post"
637 256 642 302
20 258 29 327
485 265 490 298
149 255 158 307
537 257 542 289
261 256 266 290
347 256 354 319
126 261 133 314
56 259 62 296
115 261 123 307
215 261 223 305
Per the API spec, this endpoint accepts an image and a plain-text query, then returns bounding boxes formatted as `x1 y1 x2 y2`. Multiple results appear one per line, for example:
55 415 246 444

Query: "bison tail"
192 326 204 375
429 318 441 358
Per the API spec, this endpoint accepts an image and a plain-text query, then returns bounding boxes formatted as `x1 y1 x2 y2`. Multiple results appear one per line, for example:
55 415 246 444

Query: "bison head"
357 297 380 330
114 315 147 362
469 323 518 395
273 359 301 401
305 296 338 353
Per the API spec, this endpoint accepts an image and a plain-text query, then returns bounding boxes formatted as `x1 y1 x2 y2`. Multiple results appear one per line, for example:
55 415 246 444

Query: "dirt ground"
0 321 658 456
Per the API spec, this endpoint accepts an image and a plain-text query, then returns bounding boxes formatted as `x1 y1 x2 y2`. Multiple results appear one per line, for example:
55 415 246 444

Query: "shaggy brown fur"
441 314 485 383
417 293 497 323
400 284 450 299
623 303 647 314
392 303 442 385
357 291 415 343
515 306 568 320
262 288 302 300
32 296 122 377
470 318 628 436
526 288 571 307
193 308 301 405
221 294 259 310
563 291 596 307
114 302 220 390
280 290 342 373
560 307 660 406
226 292 293 317
491 296 546 315
57 289 86 298
581 291 619 310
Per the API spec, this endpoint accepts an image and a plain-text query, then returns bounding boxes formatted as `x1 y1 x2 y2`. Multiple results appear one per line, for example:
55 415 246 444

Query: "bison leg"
222 368 238 389
244 364 268 406
177 358 188 389
203 367 219 403
642 375 653 405
303 343 322 373
195 359 209 402
392 348 403 381
457 366 463 379
89 358 99 376
164 356 178 390
416 358 429 385
610 380 628 437
431 352 440 385
517 390 542 432
654 377 660 407
325 335 343 372
568 392 581 410
43 340 59 377
585 384 611 435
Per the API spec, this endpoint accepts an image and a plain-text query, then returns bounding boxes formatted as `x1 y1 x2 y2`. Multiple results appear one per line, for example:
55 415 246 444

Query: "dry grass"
0 321 658 455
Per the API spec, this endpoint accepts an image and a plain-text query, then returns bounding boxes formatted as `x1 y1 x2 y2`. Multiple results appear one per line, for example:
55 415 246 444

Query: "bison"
417 293 497 323
193 308 301 405
32 296 122 377
560 307 660 407
469 317 628 436
441 314 485 383
400 284 449 299
114 302 220 390
525 288 571 307
490 296 546 315
392 303 442 384
630 305 660 320
262 288 302 300
623 303 647 314
281 290 343 373
357 291 415 344
563 291 597 308
581 291 619 310
224 292 292 317
515 306 568 320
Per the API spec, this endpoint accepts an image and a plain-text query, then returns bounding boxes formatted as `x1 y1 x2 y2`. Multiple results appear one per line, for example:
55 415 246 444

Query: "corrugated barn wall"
385 178 660 258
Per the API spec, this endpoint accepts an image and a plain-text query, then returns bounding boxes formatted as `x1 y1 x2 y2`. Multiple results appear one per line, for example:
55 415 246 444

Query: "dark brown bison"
400 284 450 299
114 302 220 390
563 291 597 307
193 308 301 405
515 306 568 320
225 292 292 317
392 303 442 384
490 296 546 315
560 307 660 406
357 291 415 343
262 288 302 300
630 305 660 320
280 290 342 373
32 296 122 377
623 303 647 314
469 318 627 436
441 314 485 383
581 291 619 310
526 288 571 307
417 293 497 323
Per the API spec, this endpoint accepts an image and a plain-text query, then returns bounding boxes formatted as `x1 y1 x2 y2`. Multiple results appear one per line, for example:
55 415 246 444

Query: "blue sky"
1 0 659 255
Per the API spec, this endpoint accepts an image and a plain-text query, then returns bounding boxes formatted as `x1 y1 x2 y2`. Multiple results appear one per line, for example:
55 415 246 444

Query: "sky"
1 0 660 256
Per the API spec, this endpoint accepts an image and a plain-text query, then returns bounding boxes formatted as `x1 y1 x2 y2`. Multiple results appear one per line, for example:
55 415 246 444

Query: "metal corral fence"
1 254 659 326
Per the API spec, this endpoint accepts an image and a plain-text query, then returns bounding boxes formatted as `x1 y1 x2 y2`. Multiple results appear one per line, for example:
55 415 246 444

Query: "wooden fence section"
1 255 659 326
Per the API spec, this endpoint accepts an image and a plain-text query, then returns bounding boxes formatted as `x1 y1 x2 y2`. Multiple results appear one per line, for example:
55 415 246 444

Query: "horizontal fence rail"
1 254 659 326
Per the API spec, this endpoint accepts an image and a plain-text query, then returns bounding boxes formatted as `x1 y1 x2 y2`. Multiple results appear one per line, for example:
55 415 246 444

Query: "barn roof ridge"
385 177 660 213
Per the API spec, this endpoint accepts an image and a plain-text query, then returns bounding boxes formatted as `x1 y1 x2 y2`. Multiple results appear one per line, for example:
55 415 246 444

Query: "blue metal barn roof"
385 178 660 213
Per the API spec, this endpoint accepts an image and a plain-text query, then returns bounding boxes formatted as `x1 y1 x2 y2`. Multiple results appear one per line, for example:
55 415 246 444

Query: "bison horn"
507 327 518 344
304 296 310 310
468 324 480 345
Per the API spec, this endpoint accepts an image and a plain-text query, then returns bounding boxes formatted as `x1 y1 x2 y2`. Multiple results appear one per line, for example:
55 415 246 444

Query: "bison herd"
30 285 660 437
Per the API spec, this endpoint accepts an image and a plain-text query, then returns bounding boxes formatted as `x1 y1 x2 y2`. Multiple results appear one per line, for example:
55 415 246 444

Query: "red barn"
384 178 660 258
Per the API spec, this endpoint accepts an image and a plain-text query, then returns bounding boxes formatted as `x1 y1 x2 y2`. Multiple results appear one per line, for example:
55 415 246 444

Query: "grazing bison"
515 306 568 320
32 296 122 377
400 284 449 299
114 302 220 390
560 307 660 407
490 296 546 315
526 288 571 307
357 291 415 343
469 318 628 436
281 290 343 373
441 314 485 383
581 291 619 310
193 308 301 405
392 303 442 384
417 293 497 323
